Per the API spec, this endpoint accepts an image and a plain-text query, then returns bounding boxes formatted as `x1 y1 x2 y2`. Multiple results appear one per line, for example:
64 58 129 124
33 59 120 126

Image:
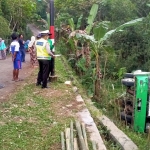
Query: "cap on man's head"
40 30 52 36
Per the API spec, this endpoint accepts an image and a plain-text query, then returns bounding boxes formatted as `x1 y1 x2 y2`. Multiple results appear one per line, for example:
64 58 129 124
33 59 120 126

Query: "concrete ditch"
99 115 138 150
74 87 138 150
77 108 107 150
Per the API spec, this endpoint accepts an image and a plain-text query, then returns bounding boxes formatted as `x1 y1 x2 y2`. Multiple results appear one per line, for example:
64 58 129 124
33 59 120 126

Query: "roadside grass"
0 56 80 150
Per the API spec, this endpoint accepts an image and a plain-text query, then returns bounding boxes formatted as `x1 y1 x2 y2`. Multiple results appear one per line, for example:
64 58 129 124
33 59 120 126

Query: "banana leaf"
101 18 144 42
86 4 99 34
68 18 75 31
76 14 83 29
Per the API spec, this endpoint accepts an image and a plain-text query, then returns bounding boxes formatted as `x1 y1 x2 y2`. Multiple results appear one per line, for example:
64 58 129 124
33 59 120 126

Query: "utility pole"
37 0 56 77
49 0 55 76
49 0 55 47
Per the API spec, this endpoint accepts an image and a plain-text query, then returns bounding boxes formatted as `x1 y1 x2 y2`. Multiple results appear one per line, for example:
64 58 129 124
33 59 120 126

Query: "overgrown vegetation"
55 0 150 97
0 0 47 40
44 0 150 149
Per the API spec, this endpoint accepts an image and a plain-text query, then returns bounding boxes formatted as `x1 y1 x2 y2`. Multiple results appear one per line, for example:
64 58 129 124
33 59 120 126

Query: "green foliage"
56 39 69 57
86 3 99 34
100 0 137 25
55 13 72 29
55 0 150 148
0 16 10 38
0 0 36 34
68 18 75 31
76 57 86 72
81 67 95 96
101 18 143 42
110 14 150 72
76 14 83 29
117 67 127 80
36 0 47 20
132 0 150 17
93 21 110 41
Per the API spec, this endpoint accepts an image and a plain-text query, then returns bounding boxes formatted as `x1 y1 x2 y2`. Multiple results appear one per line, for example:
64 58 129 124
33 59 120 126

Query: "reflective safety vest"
35 38 51 60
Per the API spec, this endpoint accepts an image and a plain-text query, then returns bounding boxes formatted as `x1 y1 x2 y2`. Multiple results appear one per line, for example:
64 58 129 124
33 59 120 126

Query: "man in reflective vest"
35 30 55 88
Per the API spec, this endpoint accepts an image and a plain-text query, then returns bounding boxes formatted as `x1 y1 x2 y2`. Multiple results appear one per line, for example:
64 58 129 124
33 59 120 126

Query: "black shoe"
41 86 50 89
36 83 41 86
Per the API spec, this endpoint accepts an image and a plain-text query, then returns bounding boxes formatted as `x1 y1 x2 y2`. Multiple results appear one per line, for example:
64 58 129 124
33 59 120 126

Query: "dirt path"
27 24 41 36
0 54 34 101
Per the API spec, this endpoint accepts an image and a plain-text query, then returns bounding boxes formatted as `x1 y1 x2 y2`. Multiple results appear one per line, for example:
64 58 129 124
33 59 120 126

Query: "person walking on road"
35 30 55 89
18 34 26 62
10 33 22 82
0 38 6 60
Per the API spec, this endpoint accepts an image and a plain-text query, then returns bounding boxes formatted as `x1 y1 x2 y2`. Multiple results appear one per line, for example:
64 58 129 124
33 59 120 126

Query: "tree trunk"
84 43 91 68
93 55 101 102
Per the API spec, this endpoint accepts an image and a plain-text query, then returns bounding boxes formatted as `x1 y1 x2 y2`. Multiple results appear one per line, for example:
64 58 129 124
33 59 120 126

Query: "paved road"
27 24 41 36
0 53 34 101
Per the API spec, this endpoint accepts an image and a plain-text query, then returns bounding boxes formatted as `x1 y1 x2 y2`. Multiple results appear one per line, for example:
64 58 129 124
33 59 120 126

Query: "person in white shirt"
10 33 22 81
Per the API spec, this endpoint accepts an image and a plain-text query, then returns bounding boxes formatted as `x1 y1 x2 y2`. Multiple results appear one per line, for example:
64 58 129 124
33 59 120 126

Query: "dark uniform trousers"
37 59 49 87
49 57 55 76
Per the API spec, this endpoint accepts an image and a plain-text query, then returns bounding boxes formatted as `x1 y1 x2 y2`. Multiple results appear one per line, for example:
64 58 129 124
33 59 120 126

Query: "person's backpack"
24 43 28 50
24 40 30 51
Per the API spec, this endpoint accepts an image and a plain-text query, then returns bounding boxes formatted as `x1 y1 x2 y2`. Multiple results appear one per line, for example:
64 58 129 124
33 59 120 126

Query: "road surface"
0 53 34 102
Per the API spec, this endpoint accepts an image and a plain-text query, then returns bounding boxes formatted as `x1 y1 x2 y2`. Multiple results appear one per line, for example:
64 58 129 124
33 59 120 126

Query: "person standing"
28 36 38 67
18 34 25 62
47 38 55 81
35 30 55 88
0 38 6 60
10 33 22 81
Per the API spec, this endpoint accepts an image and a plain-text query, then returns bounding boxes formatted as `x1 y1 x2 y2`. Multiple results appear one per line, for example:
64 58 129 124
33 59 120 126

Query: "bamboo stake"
92 141 97 150
75 121 87 150
65 128 71 150
74 138 79 150
61 132 65 150
66 139 70 150
70 121 74 150
81 123 89 150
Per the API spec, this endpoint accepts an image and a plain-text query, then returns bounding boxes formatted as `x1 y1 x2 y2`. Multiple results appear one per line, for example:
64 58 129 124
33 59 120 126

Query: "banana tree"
68 4 99 69
76 18 143 101
68 14 83 32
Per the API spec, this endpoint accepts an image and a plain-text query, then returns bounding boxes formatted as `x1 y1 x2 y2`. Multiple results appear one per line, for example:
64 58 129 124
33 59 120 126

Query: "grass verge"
0 56 83 150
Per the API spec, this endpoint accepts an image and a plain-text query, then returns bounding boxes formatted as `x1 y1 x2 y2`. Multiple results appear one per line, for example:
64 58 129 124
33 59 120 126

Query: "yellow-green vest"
35 38 51 60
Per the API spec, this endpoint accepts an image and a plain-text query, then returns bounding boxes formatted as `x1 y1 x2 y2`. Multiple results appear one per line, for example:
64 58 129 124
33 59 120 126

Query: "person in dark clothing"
18 34 25 62
47 38 55 80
